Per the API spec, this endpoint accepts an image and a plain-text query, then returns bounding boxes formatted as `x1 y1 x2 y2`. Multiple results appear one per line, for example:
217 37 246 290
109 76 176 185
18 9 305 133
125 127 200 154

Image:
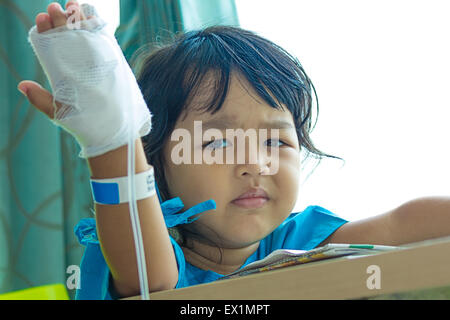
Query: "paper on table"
220 243 400 280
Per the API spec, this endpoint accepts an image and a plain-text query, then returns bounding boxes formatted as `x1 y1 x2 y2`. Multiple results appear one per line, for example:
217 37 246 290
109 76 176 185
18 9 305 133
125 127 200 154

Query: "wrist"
90 166 155 205
87 139 151 179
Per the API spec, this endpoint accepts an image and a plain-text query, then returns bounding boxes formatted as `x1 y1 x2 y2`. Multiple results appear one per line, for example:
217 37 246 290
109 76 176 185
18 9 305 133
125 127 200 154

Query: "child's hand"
19 1 152 159
18 2 81 119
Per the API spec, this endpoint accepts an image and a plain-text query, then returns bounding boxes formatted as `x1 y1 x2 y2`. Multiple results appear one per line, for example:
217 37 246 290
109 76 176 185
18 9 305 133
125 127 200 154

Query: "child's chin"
229 225 274 245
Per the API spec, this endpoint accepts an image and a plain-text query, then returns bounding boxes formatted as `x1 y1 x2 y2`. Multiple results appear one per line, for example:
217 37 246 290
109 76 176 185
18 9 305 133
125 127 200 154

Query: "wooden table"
125 236 450 300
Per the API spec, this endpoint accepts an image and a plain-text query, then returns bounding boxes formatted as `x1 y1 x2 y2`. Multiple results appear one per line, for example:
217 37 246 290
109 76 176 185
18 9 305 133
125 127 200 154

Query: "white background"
86 0 450 221
236 0 450 220
79 0 120 33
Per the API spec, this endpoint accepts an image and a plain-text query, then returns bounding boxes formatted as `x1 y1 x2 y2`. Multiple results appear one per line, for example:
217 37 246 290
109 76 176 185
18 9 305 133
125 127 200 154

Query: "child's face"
163 73 301 248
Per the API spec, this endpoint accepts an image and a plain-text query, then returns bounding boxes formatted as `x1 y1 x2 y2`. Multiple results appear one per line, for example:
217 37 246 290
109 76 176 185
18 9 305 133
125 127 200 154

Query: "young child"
19 2 450 300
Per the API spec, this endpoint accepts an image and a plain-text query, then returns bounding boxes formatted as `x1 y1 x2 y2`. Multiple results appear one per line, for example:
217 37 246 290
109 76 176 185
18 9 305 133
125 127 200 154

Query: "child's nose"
235 148 274 177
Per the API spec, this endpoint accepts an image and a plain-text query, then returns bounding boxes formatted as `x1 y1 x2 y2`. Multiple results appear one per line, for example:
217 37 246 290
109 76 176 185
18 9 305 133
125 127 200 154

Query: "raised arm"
87 139 178 297
19 1 178 298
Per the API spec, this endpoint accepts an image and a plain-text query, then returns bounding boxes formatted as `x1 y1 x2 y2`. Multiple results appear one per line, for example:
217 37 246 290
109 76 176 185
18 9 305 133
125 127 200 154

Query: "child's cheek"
274 150 301 205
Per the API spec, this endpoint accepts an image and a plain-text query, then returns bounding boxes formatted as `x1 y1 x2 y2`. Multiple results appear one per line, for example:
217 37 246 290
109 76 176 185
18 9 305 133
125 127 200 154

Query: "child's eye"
203 138 287 149
265 139 286 147
203 139 230 150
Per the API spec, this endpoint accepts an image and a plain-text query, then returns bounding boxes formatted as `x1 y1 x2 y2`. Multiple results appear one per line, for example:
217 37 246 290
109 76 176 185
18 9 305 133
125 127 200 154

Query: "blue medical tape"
90 181 120 205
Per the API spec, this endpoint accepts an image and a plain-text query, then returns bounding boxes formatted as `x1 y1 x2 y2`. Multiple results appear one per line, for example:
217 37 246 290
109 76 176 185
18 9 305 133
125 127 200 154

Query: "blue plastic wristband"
90 168 155 205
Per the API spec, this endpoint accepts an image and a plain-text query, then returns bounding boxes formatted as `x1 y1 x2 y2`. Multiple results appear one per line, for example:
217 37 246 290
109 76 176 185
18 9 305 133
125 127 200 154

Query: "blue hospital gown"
74 196 348 300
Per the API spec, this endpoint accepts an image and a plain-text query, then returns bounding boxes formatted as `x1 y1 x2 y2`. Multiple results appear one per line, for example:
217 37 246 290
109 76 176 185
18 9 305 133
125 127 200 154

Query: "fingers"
18 81 61 119
36 13 53 33
47 2 67 28
36 2 86 34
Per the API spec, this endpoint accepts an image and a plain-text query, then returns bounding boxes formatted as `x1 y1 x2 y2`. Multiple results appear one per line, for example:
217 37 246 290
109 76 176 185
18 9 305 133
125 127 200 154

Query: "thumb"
18 80 61 119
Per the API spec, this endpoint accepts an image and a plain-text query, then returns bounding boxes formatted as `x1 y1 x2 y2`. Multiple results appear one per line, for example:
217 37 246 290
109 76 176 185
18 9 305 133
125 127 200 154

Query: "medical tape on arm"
90 167 156 205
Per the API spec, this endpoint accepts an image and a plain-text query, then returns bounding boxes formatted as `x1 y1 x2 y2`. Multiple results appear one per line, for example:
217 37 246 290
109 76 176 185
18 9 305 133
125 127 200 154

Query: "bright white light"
236 0 450 221
78 0 120 33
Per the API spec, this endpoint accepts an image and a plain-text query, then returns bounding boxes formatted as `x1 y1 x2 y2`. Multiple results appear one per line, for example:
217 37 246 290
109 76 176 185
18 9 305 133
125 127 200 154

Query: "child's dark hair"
132 25 341 245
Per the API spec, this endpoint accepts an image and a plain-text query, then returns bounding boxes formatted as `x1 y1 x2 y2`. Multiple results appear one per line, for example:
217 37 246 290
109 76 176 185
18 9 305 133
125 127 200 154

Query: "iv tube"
127 93 150 300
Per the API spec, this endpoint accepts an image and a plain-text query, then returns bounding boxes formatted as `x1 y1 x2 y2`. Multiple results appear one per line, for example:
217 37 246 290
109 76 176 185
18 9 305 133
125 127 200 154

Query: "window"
236 0 450 220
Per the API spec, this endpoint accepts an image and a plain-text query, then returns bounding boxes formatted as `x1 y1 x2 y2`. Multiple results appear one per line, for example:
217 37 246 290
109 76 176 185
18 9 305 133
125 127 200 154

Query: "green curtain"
1 0 239 299
0 0 93 299
115 0 240 63
179 0 239 31
115 0 184 62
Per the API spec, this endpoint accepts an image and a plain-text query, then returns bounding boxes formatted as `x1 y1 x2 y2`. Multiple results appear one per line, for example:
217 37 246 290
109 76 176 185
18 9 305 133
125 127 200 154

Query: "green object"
349 245 375 249
115 0 184 62
0 283 69 300
179 0 239 31
115 0 240 63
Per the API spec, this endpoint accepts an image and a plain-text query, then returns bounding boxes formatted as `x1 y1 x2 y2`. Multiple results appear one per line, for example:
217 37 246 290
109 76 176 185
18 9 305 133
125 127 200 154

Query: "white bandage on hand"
27 4 152 158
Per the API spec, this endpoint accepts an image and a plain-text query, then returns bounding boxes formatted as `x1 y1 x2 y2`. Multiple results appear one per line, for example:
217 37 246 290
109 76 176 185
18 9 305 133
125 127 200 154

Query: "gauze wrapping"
27 5 152 158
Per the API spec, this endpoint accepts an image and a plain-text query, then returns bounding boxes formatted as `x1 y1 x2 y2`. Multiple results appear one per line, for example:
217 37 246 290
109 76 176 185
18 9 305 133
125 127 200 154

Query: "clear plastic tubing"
127 101 150 300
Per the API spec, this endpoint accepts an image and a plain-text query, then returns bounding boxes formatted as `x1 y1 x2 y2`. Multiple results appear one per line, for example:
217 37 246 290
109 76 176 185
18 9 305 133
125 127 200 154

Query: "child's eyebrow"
201 117 295 130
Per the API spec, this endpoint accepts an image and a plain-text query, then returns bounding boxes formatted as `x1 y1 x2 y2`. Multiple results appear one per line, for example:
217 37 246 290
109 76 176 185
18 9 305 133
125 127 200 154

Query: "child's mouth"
231 197 268 209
